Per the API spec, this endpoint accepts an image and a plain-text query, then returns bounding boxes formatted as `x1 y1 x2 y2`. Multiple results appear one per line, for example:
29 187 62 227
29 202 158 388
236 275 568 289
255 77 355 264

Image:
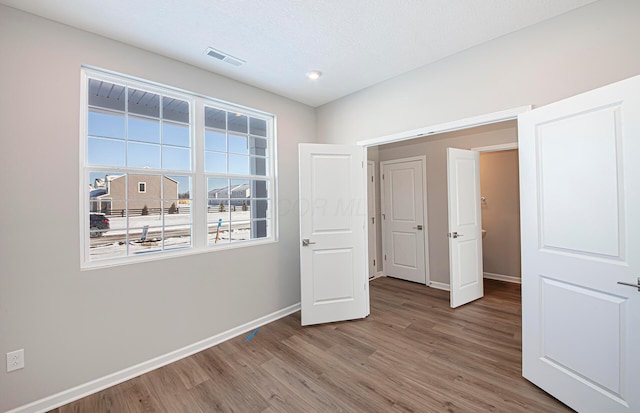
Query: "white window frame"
80 66 278 269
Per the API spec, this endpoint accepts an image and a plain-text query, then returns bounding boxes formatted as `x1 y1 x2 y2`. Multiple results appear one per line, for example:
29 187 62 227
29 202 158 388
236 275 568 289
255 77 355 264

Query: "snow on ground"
89 210 255 261
105 210 251 234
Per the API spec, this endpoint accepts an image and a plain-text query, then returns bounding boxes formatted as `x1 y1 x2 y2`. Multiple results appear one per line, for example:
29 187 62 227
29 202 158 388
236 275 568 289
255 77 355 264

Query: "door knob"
302 238 316 247
617 277 640 291
413 225 423 230
448 232 463 239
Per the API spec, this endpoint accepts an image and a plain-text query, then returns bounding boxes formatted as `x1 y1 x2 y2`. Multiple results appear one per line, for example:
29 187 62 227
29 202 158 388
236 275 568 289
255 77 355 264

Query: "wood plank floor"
49 278 573 412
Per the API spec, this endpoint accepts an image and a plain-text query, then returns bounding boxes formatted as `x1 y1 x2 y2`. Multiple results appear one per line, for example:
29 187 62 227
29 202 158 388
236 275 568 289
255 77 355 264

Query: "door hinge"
371 176 374 182
384 254 387 260
373 259 376 266
371 217 375 224
382 174 385 179
382 213 385 220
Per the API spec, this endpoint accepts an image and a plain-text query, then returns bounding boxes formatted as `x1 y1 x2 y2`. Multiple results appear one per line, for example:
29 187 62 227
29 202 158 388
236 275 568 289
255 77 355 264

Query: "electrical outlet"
7 349 24 372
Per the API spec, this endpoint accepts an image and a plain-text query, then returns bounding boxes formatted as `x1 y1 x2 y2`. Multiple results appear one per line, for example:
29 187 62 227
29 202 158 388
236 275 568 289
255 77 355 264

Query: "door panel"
391 232 418 268
299 144 369 326
447 148 483 308
312 249 354 303
310 155 352 233
540 277 624 395
454 158 478 225
381 159 427 284
390 169 417 220
538 105 622 257
519 75 640 412
458 240 480 287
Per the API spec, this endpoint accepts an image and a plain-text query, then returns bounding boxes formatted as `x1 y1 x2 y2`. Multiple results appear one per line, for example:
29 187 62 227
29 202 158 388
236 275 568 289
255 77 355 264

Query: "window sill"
81 237 278 271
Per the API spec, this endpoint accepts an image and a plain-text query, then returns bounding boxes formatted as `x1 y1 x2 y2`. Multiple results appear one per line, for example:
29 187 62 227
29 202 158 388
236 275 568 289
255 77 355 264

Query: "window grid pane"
88 109 126 139
88 80 192 171
87 170 194 260
204 105 271 246
85 71 274 265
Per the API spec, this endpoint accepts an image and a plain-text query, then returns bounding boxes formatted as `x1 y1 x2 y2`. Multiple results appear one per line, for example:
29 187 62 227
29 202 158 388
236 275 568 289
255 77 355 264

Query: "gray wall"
0 6 315 412
378 122 518 284
480 150 521 279
3 0 640 410
320 0 640 285
317 0 640 145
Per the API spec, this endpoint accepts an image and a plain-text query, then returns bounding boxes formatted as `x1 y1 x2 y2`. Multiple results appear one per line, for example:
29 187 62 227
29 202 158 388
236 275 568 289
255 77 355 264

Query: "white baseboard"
8 303 301 413
429 281 450 291
483 272 521 284
369 271 385 280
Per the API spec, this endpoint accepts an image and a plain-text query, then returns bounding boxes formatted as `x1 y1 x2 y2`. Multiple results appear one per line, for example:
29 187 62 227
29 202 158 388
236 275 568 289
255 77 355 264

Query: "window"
82 68 275 267
204 107 271 244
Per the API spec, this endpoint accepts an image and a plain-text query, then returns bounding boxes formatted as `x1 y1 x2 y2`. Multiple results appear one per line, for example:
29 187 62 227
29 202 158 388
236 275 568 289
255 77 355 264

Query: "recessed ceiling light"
307 70 322 80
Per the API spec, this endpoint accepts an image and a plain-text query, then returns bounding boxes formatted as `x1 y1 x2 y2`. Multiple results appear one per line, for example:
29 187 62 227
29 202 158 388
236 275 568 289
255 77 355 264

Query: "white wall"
0 6 315 412
317 0 640 145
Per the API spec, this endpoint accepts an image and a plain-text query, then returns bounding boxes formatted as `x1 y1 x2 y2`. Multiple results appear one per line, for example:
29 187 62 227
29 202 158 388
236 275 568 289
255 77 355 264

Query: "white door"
447 148 483 308
299 144 369 326
519 75 640 412
381 158 427 284
367 161 378 279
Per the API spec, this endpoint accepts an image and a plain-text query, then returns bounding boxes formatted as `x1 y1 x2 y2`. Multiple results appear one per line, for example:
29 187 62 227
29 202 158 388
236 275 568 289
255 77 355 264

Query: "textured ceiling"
1 0 598 107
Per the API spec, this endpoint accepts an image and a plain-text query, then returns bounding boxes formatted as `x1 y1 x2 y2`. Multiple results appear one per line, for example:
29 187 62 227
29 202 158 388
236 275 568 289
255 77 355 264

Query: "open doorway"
475 144 521 285
298 107 529 326
367 118 521 298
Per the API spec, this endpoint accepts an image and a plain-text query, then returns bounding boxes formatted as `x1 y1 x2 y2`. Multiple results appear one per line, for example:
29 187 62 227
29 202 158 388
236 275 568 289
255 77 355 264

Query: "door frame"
358 106 530 288
380 156 430 285
471 142 518 152
367 160 379 279
470 142 521 285
357 106 531 148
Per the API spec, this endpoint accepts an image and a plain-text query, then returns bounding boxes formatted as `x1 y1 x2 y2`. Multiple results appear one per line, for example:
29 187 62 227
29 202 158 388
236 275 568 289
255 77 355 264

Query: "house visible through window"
83 68 275 267
204 106 271 244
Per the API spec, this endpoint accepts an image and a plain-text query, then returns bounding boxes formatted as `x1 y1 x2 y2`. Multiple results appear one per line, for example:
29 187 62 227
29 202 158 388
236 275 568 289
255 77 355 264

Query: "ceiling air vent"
204 47 245 67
